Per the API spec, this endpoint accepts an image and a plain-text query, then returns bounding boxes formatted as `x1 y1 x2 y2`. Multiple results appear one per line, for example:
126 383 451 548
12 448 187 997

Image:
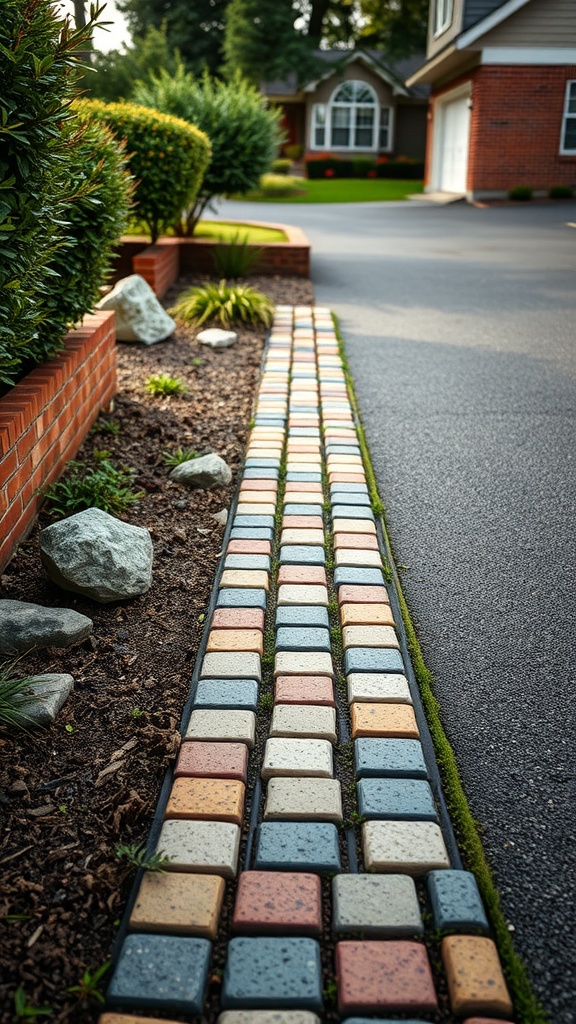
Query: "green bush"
171 281 274 328
254 174 302 198
133 69 282 234
270 158 292 175
306 157 353 179
351 156 377 178
0 1 115 387
285 143 303 161
376 159 424 179
508 185 533 201
79 99 211 242
549 184 574 199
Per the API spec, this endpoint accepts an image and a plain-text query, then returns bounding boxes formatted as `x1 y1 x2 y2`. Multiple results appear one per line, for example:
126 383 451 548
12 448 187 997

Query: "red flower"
324 168 335 178
367 170 376 178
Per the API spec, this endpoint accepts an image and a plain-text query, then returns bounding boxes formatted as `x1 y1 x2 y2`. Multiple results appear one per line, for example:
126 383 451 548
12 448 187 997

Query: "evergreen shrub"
376 159 424 179
80 100 211 242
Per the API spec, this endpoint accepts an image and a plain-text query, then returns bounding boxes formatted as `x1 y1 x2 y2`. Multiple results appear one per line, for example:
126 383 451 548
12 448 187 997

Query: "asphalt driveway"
218 196 576 1022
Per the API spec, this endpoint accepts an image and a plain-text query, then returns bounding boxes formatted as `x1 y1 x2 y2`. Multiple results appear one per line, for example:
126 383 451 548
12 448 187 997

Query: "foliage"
285 143 303 160
549 184 574 199
133 69 282 233
376 158 424 179
117 0 231 74
12 986 52 1021
67 962 110 1006
163 448 198 466
171 281 274 328
249 174 303 198
241 177 423 202
306 155 424 180
79 99 211 241
87 22 181 102
212 232 262 278
223 0 320 85
359 0 429 59
508 185 533 201
145 373 188 396
42 457 144 517
306 156 355 179
0 0 119 387
0 662 53 733
115 840 170 871
270 158 293 175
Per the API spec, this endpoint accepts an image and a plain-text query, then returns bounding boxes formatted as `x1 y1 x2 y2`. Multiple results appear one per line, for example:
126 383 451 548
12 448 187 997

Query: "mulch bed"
0 273 314 1023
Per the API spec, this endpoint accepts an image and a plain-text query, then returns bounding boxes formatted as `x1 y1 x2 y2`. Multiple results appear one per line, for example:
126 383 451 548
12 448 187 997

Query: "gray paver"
335 568 385 588
217 588 267 610
221 937 323 1010
357 778 437 821
286 473 322 482
331 506 373 520
270 704 337 743
347 673 412 704
274 651 334 678
344 648 404 675
332 874 423 937
254 822 341 874
107 934 211 1013
362 820 450 875
275 606 330 630
276 626 331 652
193 679 259 711
427 870 490 933
186 709 256 747
242 471 279 481
233 514 274 528
262 738 333 778
230 528 274 541
219 1014 322 1024
354 738 428 779
330 493 371 506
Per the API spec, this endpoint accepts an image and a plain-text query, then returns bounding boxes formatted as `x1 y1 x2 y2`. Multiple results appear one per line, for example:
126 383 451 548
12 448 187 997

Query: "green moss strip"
332 314 547 1024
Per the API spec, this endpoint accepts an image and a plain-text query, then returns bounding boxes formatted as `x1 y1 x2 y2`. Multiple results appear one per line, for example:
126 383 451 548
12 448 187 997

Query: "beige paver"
157 819 241 877
280 529 325 546
270 703 337 743
264 777 343 823
200 651 261 681
333 518 377 535
274 651 334 679
262 737 333 779
218 1013 322 1024
335 549 383 568
362 820 450 876
206 629 264 655
277 585 329 606
220 569 270 591
185 709 256 748
342 625 399 650
347 673 412 705
128 870 225 938
340 603 395 627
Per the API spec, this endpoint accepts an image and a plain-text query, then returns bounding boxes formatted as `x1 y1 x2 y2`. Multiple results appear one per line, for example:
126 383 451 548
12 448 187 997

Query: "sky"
56 0 132 53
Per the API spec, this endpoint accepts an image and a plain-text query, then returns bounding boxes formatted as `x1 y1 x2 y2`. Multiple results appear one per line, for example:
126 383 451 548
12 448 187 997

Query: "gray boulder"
97 274 175 344
196 327 237 349
0 599 93 653
17 673 74 727
170 453 232 490
40 508 153 604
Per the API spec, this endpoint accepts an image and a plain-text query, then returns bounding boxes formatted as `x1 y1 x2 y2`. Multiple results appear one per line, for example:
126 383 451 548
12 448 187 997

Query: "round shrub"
133 69 282 233
549 185 574 200
508 185 533 201
78 99 211 242
270 158 292 175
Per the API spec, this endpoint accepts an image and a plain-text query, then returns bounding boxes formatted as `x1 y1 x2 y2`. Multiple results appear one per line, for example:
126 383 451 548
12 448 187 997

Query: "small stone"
0 600 93 653
254 822 341 875
40 508 153 604
15 673 74 727
107 933 210 1012
197 327 237 348
264 777 342 823
213 509 229 526
222 937 323 1010
332 874 423 937
170 454 232 490
97 274 175 344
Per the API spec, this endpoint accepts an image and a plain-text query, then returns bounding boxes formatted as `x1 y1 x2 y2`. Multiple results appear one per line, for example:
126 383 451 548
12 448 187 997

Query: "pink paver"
236 479 279 491
285 482 323 493
278 564 327 586
329 473 366 483
175 741 248 782
338 584 390 605
334 533 379 550
275 675 335 706
282 516 324 530
232 871 322 935
227 540 272 556
211 608 265 632
336 941 438 1016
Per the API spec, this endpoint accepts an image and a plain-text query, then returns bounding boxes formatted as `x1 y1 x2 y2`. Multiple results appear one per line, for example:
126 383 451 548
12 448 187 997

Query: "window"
561 80 576 154
311 80 392 152
434 0 453 36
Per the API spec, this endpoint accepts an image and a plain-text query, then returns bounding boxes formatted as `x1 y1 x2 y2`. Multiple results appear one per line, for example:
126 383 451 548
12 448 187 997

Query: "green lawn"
123 220 287 243
245 178 424 203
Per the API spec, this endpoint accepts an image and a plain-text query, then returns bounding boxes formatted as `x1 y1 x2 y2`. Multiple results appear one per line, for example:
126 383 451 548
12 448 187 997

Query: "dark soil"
0 273 314 1023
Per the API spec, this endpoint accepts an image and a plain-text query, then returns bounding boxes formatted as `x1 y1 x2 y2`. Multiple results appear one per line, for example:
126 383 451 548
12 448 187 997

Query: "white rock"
40 508 153 604
170 453 232 490
212 509 228 526
16 673 74 727
0 600 93 653
196 327 237 349
97 274 175 344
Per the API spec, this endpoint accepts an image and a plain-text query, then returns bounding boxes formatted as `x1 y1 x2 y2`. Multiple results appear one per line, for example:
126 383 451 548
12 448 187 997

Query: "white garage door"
437 93 470 193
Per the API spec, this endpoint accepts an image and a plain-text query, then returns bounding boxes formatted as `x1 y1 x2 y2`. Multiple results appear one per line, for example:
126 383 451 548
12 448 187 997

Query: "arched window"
311 80 392 152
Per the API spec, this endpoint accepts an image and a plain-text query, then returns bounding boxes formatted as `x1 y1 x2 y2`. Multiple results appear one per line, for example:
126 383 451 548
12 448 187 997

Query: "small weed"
115 841 169 872
65 723 74 733
130 707 144 719
92 448 111 461
163 448 198 467
323 978 338 1005
258 692 274 711
145 373 187 397
192 357 203 366
67 961 110 1006
58 804 67 814
42 458 144 517
91 416 120 437
198 613 205 623
12 986 52 1021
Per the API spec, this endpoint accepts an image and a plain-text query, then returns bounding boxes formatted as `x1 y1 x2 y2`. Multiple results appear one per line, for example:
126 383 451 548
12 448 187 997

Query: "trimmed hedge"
376 160 424 180
78 99 211 242
306 156 424 180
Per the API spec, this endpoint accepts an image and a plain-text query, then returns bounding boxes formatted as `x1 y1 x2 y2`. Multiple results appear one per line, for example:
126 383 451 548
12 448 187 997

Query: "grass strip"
331 313 548 1024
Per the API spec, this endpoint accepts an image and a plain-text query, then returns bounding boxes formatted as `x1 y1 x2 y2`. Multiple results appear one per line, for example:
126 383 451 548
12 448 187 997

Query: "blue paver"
107 934 211 1014
253 420 285 427
217 588 267 610
354 738 428 779
221 937 323 1010
254 821 341 874
280 546 326 566
224 554 271 571
287 429 321 437
335 568 386 588
329 483 368 494
242 470 279 481
230 527 274 541
357 778 437 821
326 446 361 455
233 515 274 529
344 647 404 674
331 505 374 520
245 458 282 468
342 1020 426 1023
193 679 259 711
426 870 490 933
276 626 331 652
284 504 324 517
275 605 330 630
330 493 371 507
286 473 323 482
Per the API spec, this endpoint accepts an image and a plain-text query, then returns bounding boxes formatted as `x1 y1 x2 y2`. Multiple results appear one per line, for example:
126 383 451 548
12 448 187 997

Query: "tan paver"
277 585 329 606
342 625 399 649
128 871 225 938
335 549 383 568
351 702 419 739
262 737 333 779
274 651 334 679
264 777 342 822
206 629 264 655
165 777 245 824
333 518 377 535
280 529 325 546
442 936 514 1018
340 603 395 627
220 569 270 591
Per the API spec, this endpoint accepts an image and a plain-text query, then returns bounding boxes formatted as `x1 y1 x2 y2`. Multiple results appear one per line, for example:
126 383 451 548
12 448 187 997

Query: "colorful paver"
101 305 515 1024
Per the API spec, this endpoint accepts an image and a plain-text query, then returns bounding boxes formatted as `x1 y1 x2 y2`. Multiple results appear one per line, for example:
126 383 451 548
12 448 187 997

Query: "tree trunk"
307 0 330 42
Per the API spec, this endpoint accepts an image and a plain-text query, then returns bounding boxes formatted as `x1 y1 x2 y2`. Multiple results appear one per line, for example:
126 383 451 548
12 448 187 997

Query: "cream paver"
335 549 383 568
219 570 270 591
270 704 337 743
235 504 277 517
342 625 399 650
277 585 329 606
333 518 377 535
157 819 241 878
128 871 225 938
362 820 450 876
262 738 333 779
280 529 325 546
264 777 342 823
200 652 261 681
274 651 334 679
185 709 256 748
348 673 412 705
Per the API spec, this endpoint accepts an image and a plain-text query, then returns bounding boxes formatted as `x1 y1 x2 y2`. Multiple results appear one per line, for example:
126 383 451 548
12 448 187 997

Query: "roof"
261 49 430 101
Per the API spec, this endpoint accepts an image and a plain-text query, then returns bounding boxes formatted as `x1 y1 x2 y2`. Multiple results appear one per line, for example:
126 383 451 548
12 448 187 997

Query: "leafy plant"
12 986 52 1021
67 962 110 1006
270 158 292 175
212 231 262 279
549 184 574 199
250 174 302 198
42 458 144 517
133 69 282 233
163 448 198 467
145 373 188 396
115 841 169 872
0 661 54 732
171 281 274 328
79 99 211 241
508 185 533 201
92 416 121 436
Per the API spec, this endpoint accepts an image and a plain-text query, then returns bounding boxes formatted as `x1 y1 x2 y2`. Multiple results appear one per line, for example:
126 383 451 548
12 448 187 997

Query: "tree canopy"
359 0 429 59
116 0 230 74
86 22 181 102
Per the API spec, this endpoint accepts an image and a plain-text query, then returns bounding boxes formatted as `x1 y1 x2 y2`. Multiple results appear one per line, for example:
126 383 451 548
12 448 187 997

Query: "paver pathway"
99 307 515 1023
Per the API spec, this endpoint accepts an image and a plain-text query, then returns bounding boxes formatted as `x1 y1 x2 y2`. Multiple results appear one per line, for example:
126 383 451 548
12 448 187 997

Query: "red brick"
336 940 438 1015
175 740 248 782
233 871 322 935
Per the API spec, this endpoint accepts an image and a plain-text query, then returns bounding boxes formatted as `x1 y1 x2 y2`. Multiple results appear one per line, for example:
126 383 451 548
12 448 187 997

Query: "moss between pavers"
332 313 548 1024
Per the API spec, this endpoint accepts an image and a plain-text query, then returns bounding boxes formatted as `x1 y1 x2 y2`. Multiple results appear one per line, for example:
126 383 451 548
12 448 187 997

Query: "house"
406 0 576 198
262 50 429 164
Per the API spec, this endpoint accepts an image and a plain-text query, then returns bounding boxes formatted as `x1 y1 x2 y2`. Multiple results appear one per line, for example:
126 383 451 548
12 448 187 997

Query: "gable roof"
458 0 530 47
262 49 429 101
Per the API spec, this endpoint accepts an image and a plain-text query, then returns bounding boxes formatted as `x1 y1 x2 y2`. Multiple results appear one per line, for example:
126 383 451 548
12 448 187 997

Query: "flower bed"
0 311 117 571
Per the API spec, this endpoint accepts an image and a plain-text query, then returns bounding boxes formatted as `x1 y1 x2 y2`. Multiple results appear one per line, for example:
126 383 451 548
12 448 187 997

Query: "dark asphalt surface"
219 197 576 1021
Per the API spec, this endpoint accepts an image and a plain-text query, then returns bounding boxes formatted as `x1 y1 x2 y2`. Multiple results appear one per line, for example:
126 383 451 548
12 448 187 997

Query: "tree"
116 0 230 74
359 0 428 59
86 22 181 102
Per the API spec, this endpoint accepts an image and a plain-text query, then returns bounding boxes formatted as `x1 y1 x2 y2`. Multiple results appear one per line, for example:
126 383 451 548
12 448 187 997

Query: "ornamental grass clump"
43 457 144 517
171 281 274 328
0 661 50 732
